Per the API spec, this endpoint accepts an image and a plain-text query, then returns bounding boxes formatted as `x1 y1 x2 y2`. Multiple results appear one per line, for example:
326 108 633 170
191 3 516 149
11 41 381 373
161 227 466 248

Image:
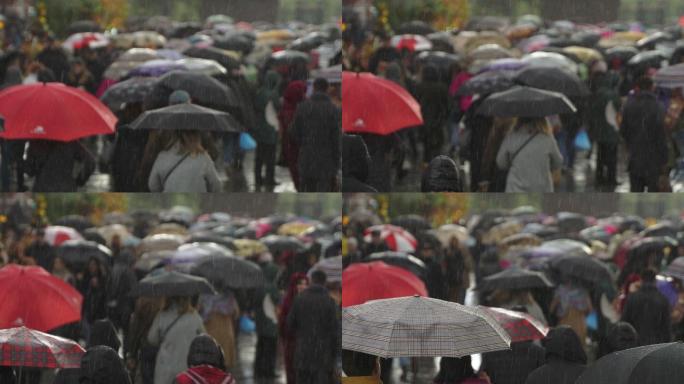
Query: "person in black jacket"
24 227 54 271
56 321 123 384
36 36 70 83
413 65 452 164
421 155 463 192
620 76 668 192
621 268 672 346
287 270 339 384
598 321 638 358
25 140 96 192
291 78 341 192
524 326 587 384
80 346 132 384
342 134 378 192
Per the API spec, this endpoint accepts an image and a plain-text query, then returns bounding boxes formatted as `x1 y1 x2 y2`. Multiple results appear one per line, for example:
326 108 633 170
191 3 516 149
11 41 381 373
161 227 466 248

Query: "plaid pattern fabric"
343 296 510 358
477 306 548 343
0 327 84 368
309 255 342 283
363 225 417 253
665 257 684 281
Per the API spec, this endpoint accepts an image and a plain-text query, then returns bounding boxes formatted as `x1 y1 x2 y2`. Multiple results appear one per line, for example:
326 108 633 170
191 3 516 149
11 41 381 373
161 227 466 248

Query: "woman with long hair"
279 273 309 384
279 81 308 191
495 117 563 192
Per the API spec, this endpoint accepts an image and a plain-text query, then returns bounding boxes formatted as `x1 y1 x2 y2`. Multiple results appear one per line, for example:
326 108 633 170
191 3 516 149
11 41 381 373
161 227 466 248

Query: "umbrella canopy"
342 71 423 135
177 58 227 76
308 255 342 283
547 254 613 284
540 238 593 257
133 270 216 296
44 226 84 246
232 239 268 257
665 257 684 281
139 233 185 253
62 32 109 52
478 58 529 73
260 235 305 253
628 236 678 258
289 32 327 52
118 48 162 62
104 61 142 80
127 59 187 78
479 267 554 291
575 342 684 384
0 83 117 141
655 63 684 89
415 51 462 70
363 224 418 253
514 66 589 97
100 77 158 112
0 326 85 369
134 250 174 272
342 261 427 307
367 251 426 279
455 70 516 96
187 233 235 250
522 51 579 74
130 103 243 133
96 224 132 246
183 46 241 72
477 306 548 342
192 254 264 290
268 50 310 66
432 224 469 246
390 34 433 52
605 46 639 63
470 44 515 60
167 242 233 272
56 240 113 271
477 86 577 117
343 296 510 358
563 46 603 64
0 265 82 332
627 50 667 69
144 71 239 111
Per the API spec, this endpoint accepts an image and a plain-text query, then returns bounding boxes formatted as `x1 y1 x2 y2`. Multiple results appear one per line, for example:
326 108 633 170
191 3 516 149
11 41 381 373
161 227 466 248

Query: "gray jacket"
148 144 222 192
496 130 563 193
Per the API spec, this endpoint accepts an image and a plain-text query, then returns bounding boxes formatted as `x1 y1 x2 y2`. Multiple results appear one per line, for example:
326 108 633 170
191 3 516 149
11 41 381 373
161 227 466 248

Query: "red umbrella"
478 306 548 342
342 71 423 135
0 265 83 332
342 261 427 307
363 224 418 252
0 83 117 141
0 326 85 368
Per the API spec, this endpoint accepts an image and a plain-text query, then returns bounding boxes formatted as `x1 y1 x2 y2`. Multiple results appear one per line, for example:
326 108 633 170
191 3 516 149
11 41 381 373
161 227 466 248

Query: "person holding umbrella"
252 70 281 189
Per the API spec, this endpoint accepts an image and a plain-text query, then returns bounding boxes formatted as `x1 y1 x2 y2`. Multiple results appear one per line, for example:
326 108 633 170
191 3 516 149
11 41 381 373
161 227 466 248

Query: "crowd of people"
342 202 684 383
0 12 342 192
0 201 342 383
341 13 684 192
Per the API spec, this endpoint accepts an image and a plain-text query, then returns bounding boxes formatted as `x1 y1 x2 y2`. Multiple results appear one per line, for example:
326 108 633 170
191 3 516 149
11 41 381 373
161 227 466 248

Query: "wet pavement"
234 332 287 384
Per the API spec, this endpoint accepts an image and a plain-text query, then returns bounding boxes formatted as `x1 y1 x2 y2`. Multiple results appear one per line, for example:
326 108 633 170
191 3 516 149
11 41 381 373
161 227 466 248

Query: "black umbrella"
213 34 255 54
427 32 455 53
478 267 554 291
636 32 673 50
183 46 241 72
628 236 678 257
187 233 236 250
557 212 588 233
134 250 174 272
571 31 602 47
289 32 327 52
144 71 240 111
575 342 684 384
54 215 93 233
455 70 515 96
130 103 244 133
415 51 461 69
640 222 677 238
82 228 107 245
391 215 431 235
605 46 639 63
268 50 310 66
170 22 203 39
132 270 216 296
100 77 158 112
396 21 436 36
547 254 613 284
192 254 264 290
260 235 305 253
627 50 667 69
514 66 589 97
57 240 112 272
367 251 427 280
477 86 577 117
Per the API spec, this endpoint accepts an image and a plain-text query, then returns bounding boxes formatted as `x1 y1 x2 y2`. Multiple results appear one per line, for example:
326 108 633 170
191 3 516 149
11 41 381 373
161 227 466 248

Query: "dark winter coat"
620 91 668 176
524 326 587 384
421 155 463 192
25 140 95 192
252 71 281 145
342 134 377 192
358 133 399 192
588 72 622 144
287 284 339 372
481 341 545 384
413 66 452 156
621 282 672 346
291 92 341 180
255 262 281 338
111 127 149 192
79 346 132 384
24 240 54 272
37 47 70 82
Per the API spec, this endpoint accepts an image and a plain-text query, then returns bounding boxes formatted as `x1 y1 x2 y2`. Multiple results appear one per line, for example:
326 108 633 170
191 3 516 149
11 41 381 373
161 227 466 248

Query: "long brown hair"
168 130 205 156
515 117 552 135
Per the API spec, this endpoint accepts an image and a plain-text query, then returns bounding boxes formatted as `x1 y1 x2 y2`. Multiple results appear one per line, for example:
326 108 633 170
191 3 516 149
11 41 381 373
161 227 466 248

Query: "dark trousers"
254 143 276 185
296 368 334 384
629 173 659 192
596 142 617 184
254 335 278 377
300 177 334 192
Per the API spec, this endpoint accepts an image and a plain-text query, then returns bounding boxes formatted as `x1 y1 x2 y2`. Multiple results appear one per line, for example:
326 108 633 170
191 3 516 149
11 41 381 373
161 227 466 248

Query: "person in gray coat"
496 117 563 192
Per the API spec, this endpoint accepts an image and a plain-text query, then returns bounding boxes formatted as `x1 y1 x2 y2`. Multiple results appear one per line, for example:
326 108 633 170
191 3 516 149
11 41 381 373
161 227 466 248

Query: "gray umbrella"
477 86 577 117
191 254 264 290
132 271 216 297
130 103 244 133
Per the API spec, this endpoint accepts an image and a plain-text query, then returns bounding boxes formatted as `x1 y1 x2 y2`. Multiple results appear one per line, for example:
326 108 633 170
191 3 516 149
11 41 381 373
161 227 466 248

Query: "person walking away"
433 356 490 384
79 257 108 342
549 279 592 346
588 70 622 187
279 273 309 384
278 80 308 191
287 270 339 384
148 296 206 384
414 65 451 164
66 58 97 94
342 134 378 192
523 326 587 384
79 346 132 384
496 117 563 192
106 250 137 335
421 155 463 192
199 293 240 370
24 227 54 272
290 78 341 192
621 268 672 346
252 70 281 189
254 253 281 379
127 296 163 384
25 139 95 192
37 35 69 82
444 236 472 304
481 337 545 384
597 321 638 358
620 76 668 192
175 334 236 384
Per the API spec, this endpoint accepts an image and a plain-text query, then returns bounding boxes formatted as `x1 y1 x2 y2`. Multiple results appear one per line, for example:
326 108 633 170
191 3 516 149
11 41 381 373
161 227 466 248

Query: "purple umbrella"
127 60 188 78
478 58 528 74
156 49 186 61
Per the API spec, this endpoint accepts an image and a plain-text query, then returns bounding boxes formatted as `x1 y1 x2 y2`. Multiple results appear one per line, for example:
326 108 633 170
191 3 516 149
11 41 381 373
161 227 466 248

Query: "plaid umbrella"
308 255 342 283
343 296 510 358
479 267 554 291
363 225 417 253
0 327 85 368
477 306 549 342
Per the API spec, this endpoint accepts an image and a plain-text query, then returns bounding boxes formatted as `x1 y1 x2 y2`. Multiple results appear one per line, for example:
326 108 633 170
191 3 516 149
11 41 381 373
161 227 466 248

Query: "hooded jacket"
252 71 281 145
79 346 132 384
524 326 587 384
421 156 463 192
342 135 378 192
175 334 235 384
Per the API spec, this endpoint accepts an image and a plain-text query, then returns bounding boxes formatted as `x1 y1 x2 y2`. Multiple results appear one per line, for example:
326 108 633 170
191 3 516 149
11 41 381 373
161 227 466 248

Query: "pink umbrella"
363 224 418 253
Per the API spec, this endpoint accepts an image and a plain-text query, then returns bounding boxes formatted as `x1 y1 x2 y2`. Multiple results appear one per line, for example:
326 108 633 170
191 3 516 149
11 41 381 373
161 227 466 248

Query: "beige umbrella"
138 233 185 254
150 223 188 236
97 224 131 247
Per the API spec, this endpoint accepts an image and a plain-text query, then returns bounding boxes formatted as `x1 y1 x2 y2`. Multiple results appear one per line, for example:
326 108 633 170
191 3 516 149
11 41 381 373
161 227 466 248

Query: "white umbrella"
308 255 342 283
343 296 510 358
